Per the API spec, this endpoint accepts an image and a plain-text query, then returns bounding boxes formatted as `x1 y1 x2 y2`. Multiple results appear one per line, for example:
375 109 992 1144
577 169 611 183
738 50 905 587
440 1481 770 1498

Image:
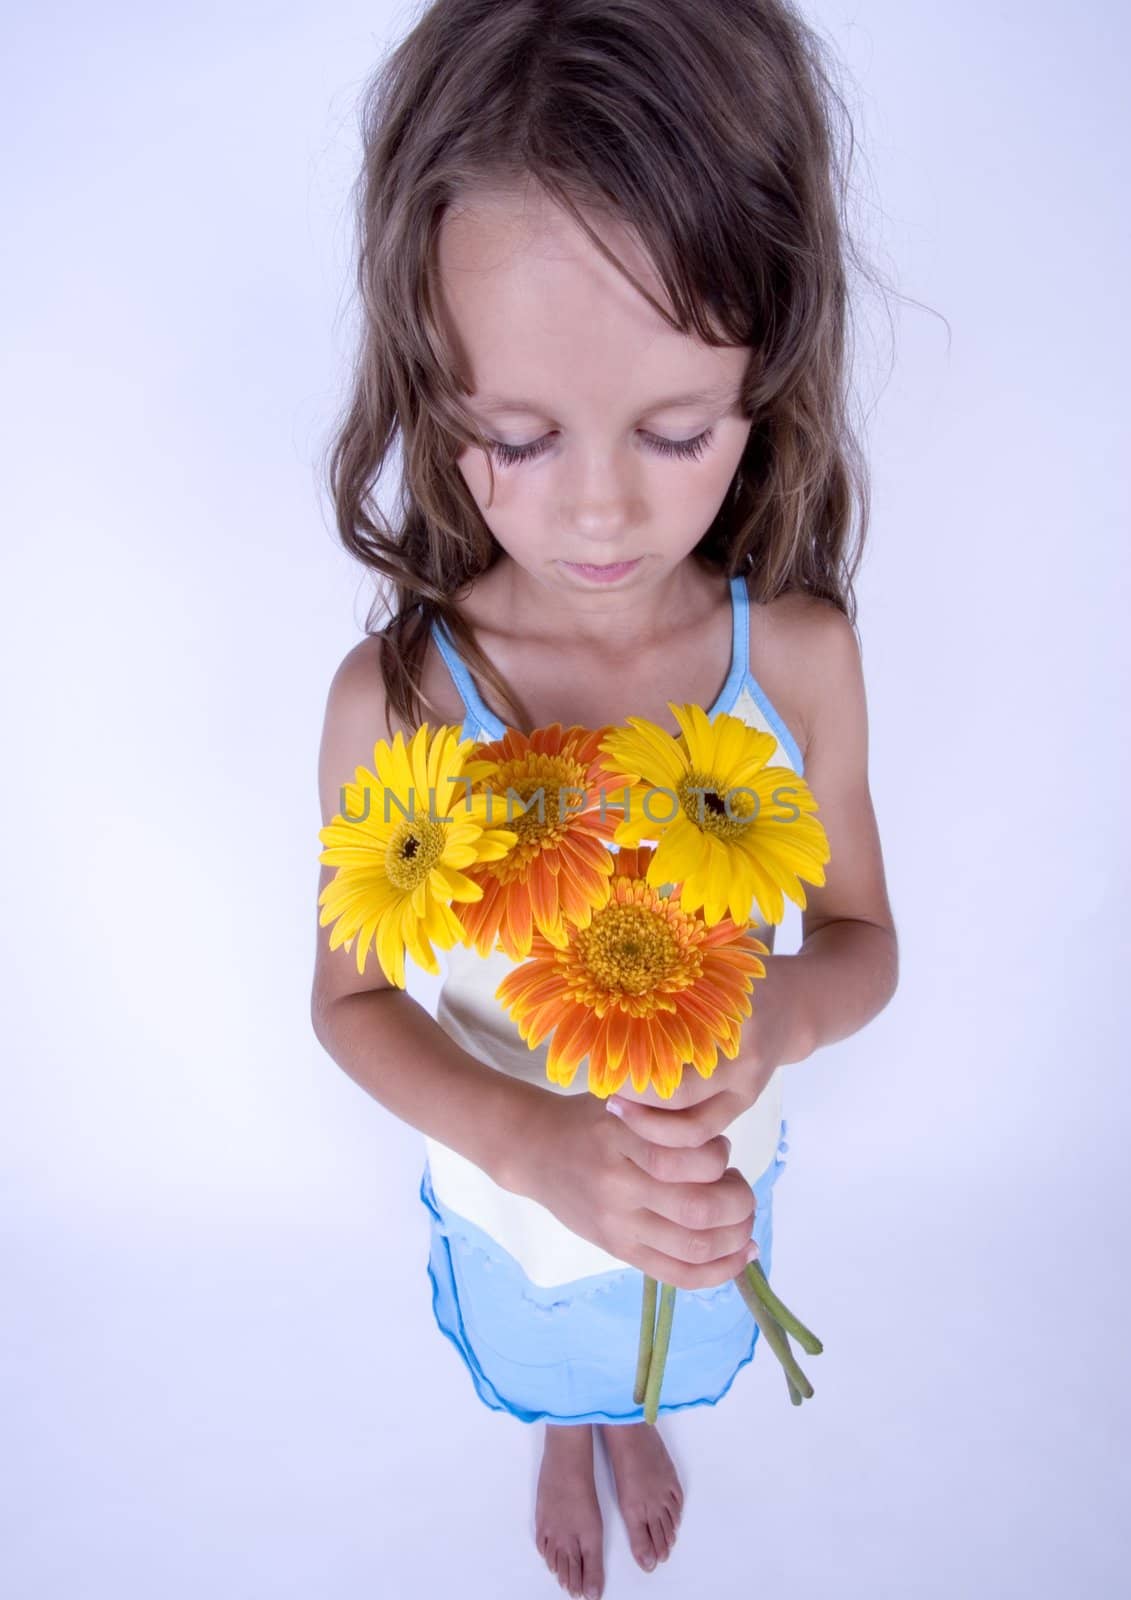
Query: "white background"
3 1 1128 1594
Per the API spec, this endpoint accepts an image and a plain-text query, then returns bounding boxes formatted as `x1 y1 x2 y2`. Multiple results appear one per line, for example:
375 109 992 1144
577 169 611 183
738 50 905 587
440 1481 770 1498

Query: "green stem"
744 1260 823 1355
643 1282 677 1424
634 1275 658 1405
735 1268 814 1399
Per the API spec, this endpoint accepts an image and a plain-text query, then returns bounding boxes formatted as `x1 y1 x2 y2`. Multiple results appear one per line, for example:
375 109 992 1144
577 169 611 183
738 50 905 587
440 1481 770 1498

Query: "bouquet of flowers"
318 704 829 1422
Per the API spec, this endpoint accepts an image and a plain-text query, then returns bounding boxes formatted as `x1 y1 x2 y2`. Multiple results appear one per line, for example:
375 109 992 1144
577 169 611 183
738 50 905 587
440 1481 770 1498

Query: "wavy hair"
325 0 886 733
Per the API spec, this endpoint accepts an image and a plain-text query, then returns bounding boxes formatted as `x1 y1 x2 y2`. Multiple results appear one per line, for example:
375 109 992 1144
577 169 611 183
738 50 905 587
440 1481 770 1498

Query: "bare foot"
534 1422 606 1599
596 1421 684 1572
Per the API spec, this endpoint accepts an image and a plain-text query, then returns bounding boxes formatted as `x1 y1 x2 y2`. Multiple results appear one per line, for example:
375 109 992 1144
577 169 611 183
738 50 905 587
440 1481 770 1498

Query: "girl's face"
438 184 752 599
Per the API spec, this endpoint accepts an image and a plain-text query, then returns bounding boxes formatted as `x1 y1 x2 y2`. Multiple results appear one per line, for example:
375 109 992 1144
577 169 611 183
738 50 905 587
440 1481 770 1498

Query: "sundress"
419 574 801 1424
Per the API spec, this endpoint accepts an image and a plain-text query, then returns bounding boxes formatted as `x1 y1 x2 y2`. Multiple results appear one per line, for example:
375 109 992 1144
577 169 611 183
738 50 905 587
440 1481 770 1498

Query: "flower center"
486 752 589 874
677 767 756 841
385 817 446 891
575 902 685 996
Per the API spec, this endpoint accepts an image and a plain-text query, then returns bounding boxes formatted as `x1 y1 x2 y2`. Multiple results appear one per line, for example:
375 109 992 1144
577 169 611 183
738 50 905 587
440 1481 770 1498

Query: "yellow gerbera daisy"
598 702 830 927
453 722 639 961
317 722 517 988
495 845 769 1099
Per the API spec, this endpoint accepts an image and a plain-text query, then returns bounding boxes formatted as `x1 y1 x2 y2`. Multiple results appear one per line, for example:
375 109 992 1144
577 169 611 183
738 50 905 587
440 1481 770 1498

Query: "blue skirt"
419 1118 790 1425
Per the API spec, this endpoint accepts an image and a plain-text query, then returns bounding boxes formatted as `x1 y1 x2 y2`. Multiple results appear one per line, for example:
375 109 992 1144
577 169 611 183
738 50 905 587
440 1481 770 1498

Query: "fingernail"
744 1242 760 1263
606 1098 625 1119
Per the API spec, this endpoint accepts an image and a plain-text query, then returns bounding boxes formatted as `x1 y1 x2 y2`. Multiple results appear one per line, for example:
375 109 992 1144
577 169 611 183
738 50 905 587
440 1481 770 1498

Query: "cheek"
455 446 486 497
651 419 749 513
706 422 751 492
654 459 737 527
455 449 536 552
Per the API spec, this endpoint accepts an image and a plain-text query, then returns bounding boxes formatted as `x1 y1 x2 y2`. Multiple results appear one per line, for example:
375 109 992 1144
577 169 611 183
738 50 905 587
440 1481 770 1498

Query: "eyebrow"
471 383 737 417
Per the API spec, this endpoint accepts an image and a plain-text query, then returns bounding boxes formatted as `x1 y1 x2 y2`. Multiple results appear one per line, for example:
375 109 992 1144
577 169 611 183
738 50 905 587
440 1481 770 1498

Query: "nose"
565 453 638 548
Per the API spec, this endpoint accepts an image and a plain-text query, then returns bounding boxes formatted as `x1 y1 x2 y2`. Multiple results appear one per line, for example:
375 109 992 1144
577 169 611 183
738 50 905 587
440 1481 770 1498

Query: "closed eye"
488 427 715 468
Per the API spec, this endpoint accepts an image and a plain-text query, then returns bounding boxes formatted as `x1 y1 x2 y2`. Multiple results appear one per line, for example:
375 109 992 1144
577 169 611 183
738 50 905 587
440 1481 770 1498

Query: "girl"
312 2 898 1596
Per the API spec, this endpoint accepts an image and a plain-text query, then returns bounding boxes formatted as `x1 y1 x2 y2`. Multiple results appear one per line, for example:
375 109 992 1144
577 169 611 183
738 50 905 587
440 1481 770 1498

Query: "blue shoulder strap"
729 574 750 679
431 618 506 740
729 575 805 774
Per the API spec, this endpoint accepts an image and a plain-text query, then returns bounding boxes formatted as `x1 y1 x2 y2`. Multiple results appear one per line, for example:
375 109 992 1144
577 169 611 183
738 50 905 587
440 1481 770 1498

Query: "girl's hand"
608 1048 774 1153
514 1089 758 1292
608 955 802 1150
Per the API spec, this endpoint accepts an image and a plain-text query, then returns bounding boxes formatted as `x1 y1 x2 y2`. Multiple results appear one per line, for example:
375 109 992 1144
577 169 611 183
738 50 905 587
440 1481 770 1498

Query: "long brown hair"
325 0 888 734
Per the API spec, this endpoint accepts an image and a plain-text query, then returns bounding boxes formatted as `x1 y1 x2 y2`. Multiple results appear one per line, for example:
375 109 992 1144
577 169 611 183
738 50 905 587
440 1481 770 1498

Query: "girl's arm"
764 599 899 1063
310 642 761 1286
603 601 898 1138
309 640 554 1193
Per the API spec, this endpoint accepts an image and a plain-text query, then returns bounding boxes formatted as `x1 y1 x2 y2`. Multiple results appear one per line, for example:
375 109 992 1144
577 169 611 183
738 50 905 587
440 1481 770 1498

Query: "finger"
637 1203 756 1269
611 1093 739 1148
615 1122 731 1182
621 1208 758 1292
636 1164 756 1233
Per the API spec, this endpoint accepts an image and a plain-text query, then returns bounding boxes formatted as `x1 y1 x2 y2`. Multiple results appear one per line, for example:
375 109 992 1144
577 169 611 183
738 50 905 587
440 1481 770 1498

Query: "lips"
562 558 640 573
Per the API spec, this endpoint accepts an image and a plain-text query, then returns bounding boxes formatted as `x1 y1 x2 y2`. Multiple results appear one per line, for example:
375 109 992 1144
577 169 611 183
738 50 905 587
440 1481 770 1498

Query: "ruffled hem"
418 1118 791 1424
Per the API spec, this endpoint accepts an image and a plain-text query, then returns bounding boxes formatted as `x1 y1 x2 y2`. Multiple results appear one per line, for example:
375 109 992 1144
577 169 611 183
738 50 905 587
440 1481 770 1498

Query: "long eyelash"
489 436 553 467
488 427 715 468
646 428 714 462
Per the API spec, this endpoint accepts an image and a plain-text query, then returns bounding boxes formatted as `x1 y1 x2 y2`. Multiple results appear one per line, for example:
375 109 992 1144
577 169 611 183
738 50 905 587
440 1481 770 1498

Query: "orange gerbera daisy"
494 844 769 1099
453 723 638 961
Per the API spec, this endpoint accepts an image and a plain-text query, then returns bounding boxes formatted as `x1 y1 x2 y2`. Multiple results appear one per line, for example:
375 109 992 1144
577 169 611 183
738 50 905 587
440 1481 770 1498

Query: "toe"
649 1514 669 1561
581 1547 605 1600
632 1530 657 1572
567 1542 583 1596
